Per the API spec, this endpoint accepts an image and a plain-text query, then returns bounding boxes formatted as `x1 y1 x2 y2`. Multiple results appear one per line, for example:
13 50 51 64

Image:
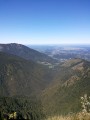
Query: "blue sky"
0 0 90 45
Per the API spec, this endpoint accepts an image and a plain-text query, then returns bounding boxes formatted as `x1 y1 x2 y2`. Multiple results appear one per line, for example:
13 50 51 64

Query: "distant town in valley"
29 44 90 62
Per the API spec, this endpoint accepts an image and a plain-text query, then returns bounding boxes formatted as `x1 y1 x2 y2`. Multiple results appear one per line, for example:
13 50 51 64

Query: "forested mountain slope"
0 52 51 97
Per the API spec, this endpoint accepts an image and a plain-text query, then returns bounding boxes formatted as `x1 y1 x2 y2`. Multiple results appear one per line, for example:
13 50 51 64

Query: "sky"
0 0 90 45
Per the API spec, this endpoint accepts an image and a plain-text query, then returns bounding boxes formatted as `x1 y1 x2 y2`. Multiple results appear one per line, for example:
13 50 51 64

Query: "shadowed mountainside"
0 52 52 97
0 43 57 64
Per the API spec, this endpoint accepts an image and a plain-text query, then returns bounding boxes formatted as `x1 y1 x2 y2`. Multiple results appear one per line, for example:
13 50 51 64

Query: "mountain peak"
0 43 57 63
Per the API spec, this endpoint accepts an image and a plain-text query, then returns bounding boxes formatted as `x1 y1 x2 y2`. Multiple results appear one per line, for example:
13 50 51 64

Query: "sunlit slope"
41 59 90 115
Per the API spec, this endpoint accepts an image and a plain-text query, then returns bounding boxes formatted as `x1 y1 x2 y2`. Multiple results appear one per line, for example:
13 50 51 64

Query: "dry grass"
46 113 90 120
46 116 71 120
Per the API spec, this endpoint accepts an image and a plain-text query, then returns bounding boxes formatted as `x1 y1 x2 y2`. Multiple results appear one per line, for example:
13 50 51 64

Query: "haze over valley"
29 44 90 62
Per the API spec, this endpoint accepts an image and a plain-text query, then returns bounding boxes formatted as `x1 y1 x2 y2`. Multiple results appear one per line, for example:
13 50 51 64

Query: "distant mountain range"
0 43 57 63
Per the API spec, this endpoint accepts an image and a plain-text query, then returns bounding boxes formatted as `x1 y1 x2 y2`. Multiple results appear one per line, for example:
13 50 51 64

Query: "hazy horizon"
1 43 90 46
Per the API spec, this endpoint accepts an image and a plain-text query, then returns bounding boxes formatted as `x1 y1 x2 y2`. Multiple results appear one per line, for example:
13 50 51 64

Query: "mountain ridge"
0 43 57 64
41 58 90 115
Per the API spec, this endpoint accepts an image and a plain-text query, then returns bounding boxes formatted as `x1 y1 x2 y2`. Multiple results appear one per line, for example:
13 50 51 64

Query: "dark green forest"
0 97 45 120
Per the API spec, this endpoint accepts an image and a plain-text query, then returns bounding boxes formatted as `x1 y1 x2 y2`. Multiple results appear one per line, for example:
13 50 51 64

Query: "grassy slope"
41 59 90 116
46 114 90 120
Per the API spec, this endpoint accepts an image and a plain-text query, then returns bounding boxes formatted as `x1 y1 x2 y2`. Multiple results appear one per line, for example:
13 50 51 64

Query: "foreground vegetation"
0 96 45 120
46 94 90 120
46 113 90 120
